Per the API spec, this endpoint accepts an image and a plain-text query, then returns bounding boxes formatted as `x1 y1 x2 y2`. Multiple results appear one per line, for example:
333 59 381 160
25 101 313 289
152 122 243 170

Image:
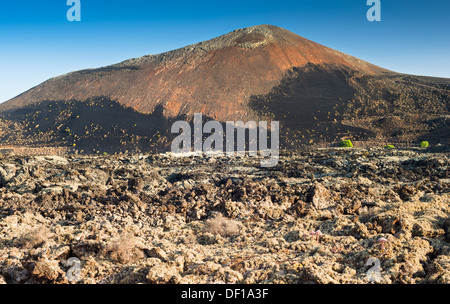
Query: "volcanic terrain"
0 148 449 284
0 25 448 153
0 25 449 285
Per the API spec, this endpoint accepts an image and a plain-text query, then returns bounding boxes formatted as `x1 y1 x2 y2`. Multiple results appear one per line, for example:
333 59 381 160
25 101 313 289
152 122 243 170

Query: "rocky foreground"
0 147 448 284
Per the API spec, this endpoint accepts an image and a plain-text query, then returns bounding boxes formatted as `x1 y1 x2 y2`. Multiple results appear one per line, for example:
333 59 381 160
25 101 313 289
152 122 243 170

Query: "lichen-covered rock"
147 263 181 284
309 183 334 210
32 258 65 283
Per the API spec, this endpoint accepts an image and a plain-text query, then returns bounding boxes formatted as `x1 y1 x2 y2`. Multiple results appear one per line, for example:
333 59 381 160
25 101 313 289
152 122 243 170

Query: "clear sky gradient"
0 0 449 103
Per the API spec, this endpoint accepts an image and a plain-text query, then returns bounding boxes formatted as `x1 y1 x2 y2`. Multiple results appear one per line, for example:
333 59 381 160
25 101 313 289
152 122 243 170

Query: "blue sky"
0 0 449 103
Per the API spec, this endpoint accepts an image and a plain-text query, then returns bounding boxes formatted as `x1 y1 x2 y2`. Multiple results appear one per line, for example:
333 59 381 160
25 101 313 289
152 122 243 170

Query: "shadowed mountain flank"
249 63 450 147
0 98 180 153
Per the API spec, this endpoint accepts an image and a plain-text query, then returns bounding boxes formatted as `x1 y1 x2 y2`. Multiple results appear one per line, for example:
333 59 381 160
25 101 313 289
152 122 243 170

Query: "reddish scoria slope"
0 25 388 121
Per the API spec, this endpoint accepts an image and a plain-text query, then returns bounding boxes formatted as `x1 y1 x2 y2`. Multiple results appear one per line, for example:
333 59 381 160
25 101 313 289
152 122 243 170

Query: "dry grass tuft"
106 233 145 264
205 214 241 237
359 206 380 223
19 225 53 249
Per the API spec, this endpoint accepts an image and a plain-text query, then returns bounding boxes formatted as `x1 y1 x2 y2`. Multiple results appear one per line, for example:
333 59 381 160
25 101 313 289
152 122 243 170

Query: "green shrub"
339 139 353 148
384 145 395 149
420 141 429 148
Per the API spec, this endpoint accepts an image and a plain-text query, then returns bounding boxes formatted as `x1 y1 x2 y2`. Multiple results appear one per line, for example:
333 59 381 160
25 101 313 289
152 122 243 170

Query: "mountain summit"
0 25 448 152
0 25 386 120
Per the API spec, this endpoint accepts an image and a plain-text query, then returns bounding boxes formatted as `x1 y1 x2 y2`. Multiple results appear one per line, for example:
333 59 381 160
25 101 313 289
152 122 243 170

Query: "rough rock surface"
0 147 448 284
0 25 448 153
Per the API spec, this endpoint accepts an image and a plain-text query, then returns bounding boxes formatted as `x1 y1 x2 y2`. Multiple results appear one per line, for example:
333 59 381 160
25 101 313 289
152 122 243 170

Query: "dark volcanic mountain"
0 25 449 153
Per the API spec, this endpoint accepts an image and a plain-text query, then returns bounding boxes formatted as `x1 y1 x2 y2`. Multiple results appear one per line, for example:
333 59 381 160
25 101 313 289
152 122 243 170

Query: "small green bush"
384 145 395 149
420 141 429 148
339 139 353 148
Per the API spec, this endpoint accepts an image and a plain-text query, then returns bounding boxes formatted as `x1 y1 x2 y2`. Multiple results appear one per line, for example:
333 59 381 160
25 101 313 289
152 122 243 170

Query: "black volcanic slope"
249 63 450 147
0 98 184 154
